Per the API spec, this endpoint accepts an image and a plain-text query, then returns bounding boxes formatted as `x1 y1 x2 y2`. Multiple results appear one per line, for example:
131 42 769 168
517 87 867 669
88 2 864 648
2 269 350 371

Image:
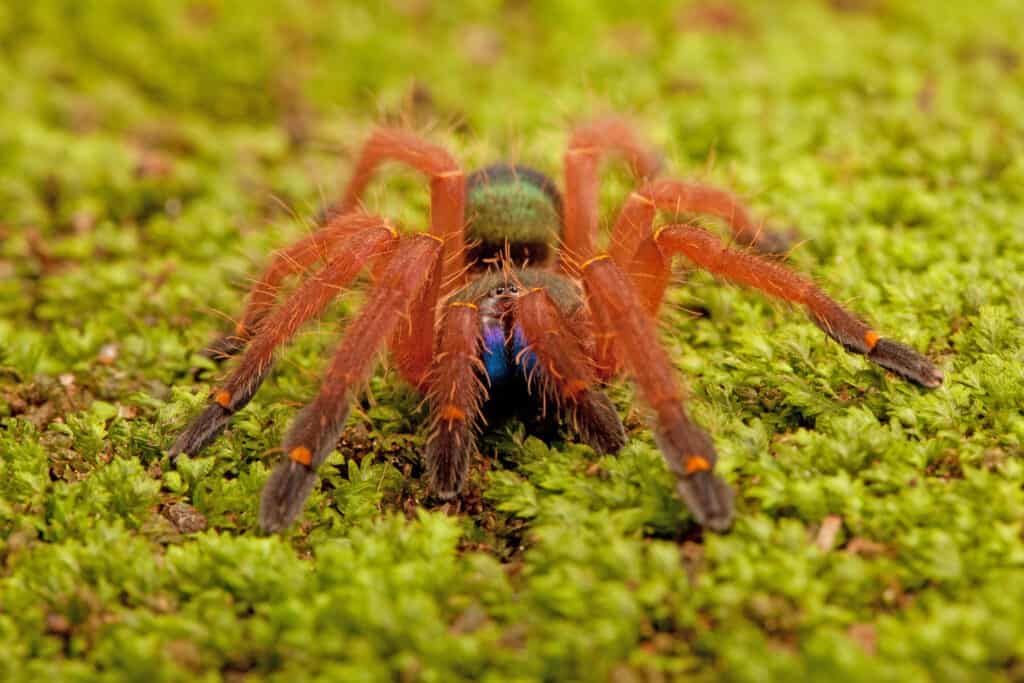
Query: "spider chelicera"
169 118 943 533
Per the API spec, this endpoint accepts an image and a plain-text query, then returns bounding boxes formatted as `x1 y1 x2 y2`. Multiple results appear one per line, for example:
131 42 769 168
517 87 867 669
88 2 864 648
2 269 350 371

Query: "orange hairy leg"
562 117 662 266
630 224 944 387
609 178 791 270
424 301 487 499
169 223 399 460
582 256 734 531
203 213 393 362
260 234 443 532
390 239 443 389
582 282 625 381
516 289 626 454
339 127 467 291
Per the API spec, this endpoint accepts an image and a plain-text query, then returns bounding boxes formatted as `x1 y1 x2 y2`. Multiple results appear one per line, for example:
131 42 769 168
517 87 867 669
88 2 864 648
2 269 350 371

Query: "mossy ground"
2 1 1024 680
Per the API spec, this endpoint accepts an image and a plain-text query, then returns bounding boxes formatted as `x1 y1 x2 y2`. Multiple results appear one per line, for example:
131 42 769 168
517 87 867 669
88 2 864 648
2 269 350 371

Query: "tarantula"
169 118 943 533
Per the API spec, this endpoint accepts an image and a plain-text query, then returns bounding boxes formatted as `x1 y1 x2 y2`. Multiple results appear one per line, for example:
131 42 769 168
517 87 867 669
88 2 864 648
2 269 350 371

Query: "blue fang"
482 323 511 386
480 320 538 387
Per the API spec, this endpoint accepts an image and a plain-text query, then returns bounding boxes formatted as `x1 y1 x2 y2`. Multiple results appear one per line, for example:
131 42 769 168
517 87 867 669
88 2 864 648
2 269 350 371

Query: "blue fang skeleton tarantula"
169 118 944 533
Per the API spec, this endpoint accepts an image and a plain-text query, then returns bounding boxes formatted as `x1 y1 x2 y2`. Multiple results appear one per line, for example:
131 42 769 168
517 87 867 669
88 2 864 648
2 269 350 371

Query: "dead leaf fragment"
165 502 208 533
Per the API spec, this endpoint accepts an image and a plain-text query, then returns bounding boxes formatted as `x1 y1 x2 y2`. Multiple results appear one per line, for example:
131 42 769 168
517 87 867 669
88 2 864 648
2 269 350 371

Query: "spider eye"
508 285 519 294
495 286 505 295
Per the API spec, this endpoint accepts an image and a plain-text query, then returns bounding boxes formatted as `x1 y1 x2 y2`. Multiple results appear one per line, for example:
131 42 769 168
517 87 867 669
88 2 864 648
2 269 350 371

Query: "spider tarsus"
284 405 349 471
676 471 735 532
259 460 318 533
425 425 471 500
200 333 249 364
431 483 463 501
746 226 796 256
868 338 944 388
574 390 627 455
168 404 233 460
652 416 734 532
189 332 249 380
256 403 351 533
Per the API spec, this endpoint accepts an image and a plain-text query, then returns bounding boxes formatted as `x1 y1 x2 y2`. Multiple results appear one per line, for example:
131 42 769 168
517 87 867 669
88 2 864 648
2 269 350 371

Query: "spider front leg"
631 224 944 388
260 233 444 532
515 288 626 455
582 256 734 532
423 301 487 499
170 219 399 459
390 238 443 390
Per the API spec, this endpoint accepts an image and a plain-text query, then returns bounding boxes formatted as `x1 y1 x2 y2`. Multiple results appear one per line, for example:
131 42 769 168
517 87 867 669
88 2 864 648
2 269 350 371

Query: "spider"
169 117 943 534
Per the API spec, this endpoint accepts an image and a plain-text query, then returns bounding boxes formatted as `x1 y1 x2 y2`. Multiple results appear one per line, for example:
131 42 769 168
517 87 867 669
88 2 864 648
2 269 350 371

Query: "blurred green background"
2 1 1024 680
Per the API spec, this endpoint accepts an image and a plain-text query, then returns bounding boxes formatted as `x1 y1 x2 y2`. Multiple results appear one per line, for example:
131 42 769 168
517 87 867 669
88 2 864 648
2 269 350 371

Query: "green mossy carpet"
2 1 1023 680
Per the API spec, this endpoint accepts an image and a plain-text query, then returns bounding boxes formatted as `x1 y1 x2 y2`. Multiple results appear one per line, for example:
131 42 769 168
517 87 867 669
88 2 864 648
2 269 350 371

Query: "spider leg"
260 234 444 532
389 245 444 390
582 256 734 532
169 222 399 460
424 301 488 499
202 212 388 363
339 127 467 290
515 288 627 455
632 224 944 387
584 287 625 381
610 178 792 269
563 117 662 265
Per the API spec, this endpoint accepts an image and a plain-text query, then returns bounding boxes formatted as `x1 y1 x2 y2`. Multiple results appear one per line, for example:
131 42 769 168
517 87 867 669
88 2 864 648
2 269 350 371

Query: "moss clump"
2 0 1024 680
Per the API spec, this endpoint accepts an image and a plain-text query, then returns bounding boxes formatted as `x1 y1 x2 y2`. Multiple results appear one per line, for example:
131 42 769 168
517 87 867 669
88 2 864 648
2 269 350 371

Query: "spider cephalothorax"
170 118 943 533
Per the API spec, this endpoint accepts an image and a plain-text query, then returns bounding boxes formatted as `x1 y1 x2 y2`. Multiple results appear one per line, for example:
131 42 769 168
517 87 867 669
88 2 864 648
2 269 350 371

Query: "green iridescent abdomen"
465 164 562 266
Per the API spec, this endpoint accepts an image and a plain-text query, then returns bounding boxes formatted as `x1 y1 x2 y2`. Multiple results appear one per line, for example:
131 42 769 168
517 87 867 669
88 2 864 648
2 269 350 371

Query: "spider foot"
868 338 944 388
199 332 249 364
168 404 232 461
574 391 627 455
425 426 471 500
259 460 318 533
676 471 735 533
746 226 798 256
652 415 735 532
259 402 351 532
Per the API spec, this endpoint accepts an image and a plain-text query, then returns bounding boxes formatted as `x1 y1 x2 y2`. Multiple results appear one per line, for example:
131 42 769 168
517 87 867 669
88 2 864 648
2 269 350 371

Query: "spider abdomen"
465 164 563 267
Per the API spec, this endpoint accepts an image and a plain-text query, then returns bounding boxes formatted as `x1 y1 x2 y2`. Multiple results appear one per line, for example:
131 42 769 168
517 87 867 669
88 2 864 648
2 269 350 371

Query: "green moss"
2 0 1024 680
